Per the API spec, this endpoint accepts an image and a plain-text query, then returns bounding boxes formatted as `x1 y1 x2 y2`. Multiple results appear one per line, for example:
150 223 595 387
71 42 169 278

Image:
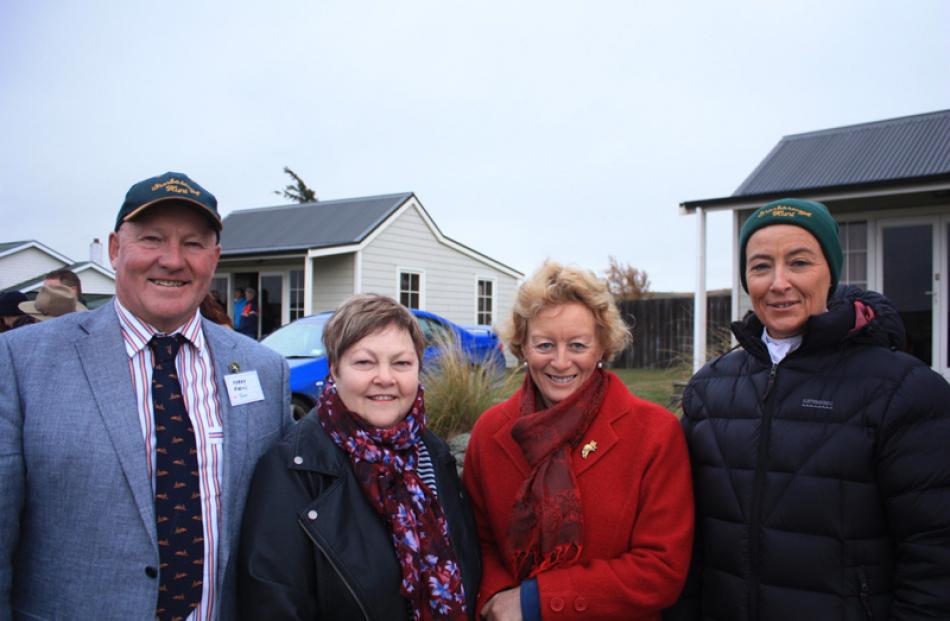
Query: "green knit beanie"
738 198 843 293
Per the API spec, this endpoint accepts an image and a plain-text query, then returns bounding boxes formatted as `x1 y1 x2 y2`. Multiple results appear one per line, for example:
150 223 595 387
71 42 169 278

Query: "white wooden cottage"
215 192 523 338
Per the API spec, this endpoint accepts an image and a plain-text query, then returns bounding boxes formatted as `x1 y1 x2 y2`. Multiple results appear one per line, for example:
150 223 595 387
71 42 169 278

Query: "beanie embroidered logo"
758 205 814 219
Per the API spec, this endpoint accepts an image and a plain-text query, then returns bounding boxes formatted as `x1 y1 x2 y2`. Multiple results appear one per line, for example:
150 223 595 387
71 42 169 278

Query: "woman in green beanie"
666 198 950 620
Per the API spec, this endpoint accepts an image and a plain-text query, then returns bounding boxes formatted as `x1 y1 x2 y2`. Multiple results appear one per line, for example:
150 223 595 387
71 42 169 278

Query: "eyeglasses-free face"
745 224 832 339
523 302 605 407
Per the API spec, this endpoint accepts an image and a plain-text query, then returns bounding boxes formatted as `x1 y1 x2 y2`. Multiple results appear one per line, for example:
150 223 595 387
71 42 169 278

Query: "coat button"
145 566 158 579
293 456 304 465
550 596 565 612
307 510 318 520
574 597 588 612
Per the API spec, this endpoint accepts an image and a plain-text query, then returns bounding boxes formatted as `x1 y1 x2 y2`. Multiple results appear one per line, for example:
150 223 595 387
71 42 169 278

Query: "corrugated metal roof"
734 109 950 196
220 192 413 255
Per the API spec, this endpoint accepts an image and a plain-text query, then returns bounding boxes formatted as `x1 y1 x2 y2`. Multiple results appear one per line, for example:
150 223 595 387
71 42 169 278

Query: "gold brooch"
229 362 240 373
581 440 598 459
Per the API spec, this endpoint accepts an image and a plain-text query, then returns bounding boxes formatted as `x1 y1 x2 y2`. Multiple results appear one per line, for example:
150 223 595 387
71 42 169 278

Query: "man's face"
109 204 221 333
43 278 78 298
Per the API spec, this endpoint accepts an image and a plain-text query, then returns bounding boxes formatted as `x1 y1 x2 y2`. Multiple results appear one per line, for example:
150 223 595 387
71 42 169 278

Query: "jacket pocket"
857 566 872 620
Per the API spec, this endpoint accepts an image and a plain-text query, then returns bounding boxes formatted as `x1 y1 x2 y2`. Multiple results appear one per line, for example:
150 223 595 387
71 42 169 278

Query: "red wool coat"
462 371 693 620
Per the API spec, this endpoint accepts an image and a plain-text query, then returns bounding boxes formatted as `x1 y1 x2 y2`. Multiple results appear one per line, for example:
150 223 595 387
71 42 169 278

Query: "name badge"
224 371 265 406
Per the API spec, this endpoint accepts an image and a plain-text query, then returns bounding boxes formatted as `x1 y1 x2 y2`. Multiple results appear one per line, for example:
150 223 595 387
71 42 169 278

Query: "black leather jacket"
667 287 950 621
237 414 481 620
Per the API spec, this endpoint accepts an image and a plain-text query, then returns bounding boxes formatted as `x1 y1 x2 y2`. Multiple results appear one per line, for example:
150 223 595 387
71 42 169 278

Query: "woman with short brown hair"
238 294 480 620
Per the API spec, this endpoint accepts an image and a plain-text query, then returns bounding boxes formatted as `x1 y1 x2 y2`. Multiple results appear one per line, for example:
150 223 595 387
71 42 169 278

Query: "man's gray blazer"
0 303 292 620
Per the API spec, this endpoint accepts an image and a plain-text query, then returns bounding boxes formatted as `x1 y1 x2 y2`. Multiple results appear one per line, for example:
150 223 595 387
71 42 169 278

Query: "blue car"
261 308 506 419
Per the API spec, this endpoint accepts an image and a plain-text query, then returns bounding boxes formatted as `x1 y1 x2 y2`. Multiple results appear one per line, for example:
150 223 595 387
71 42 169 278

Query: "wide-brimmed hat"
115 171 221 232
18 284 86 321
0 290 27 316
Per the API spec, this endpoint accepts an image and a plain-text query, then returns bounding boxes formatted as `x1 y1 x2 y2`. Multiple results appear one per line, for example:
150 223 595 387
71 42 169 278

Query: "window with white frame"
399 271 421 309
838 221 868 289
289 270 305 320
477 278 494 325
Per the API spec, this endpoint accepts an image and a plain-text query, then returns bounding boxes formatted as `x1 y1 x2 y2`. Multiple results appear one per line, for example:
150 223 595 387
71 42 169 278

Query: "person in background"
201 292 233 328
0 171 292 620
667 198 950 620
233 287 247 330
238 294 481 620
237 287 258 339
17 283 84 321
210 289 226 308
463 260 693 621
43 267 88 309
0 291 28 332
8 315 36 329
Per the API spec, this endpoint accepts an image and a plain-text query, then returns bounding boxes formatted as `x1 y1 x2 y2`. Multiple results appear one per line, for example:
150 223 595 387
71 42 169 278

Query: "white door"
876 217 942 374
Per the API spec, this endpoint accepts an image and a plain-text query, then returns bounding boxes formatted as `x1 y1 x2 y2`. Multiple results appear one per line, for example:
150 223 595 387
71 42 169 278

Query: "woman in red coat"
463 260 693 621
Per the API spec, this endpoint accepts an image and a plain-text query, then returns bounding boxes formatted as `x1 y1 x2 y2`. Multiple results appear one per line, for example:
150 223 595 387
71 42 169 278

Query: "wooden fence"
613 293 732 368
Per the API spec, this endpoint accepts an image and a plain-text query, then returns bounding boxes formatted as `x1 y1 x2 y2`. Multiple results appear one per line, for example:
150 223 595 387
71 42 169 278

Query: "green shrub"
422 332 520 438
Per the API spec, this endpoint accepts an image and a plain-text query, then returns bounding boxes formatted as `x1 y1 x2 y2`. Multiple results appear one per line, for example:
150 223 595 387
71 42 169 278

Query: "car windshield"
261 319 326 358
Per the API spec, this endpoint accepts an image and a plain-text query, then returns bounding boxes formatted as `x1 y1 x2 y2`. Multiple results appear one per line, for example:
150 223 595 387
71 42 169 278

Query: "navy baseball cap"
0 290 27 316
115 172 221 232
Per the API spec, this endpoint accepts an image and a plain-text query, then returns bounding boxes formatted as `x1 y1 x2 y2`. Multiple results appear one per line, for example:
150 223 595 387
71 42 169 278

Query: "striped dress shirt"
115 300 223 621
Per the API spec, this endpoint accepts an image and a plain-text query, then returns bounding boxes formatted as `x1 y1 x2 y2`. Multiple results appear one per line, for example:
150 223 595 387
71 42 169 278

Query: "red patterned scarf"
316 381 467 620
506 369 608 581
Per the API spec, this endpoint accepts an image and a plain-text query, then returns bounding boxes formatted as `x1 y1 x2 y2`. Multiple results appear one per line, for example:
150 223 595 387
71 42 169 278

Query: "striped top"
114 300 222 621
416 441 438 497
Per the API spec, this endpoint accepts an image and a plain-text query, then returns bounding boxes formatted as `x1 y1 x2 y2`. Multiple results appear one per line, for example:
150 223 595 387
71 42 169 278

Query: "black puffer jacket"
237 414 481 620
668 287 950 621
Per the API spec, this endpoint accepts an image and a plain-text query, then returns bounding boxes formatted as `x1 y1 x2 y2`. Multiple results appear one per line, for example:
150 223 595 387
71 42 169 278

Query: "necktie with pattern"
150 335 204 621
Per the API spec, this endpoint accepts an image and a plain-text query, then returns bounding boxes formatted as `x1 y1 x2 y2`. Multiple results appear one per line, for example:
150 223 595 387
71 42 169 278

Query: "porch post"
694 207 707 373
353 251 362 293
303 253 314 316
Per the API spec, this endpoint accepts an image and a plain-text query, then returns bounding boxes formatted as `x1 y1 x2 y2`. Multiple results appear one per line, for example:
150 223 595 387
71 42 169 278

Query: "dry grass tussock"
421 332 521 439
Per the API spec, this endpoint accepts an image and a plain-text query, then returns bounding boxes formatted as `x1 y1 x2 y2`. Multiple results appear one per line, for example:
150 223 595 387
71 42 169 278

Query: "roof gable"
0 241 28 254
220 192 413 255
0 239 73 264
735 109 950 196
6 261 114 292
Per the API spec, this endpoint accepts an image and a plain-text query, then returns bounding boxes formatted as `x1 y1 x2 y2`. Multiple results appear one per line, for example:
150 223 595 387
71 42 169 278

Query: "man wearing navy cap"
0 291 28 331
0 172 292 620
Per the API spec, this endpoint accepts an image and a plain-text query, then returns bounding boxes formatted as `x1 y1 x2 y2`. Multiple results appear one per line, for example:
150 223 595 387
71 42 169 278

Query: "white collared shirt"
114 299 223 621
761 327 803 364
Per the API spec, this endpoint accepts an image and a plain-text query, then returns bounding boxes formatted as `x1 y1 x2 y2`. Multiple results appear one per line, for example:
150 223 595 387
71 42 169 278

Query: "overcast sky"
2 1 948 291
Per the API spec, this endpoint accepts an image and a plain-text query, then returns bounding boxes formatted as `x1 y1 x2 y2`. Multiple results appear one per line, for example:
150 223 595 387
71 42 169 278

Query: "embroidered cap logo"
150 178 202 198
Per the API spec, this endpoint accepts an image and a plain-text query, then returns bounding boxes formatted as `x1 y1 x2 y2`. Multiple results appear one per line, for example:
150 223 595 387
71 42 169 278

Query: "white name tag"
224 371 265 406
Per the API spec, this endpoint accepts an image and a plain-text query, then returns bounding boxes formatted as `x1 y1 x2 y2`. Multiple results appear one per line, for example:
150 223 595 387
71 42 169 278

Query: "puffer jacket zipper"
858 566 873 619
749 362 779 620
298 517 372 621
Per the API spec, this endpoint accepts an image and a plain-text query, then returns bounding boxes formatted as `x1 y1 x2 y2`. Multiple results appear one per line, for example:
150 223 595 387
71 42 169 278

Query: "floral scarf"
506 368 608 581
316 380 467 621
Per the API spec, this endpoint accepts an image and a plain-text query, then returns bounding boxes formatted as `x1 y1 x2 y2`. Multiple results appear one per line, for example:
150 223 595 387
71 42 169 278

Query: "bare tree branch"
603 255 651 300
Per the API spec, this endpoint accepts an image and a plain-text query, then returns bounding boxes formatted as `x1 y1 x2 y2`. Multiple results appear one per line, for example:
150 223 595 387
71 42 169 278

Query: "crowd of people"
1 174 947 621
